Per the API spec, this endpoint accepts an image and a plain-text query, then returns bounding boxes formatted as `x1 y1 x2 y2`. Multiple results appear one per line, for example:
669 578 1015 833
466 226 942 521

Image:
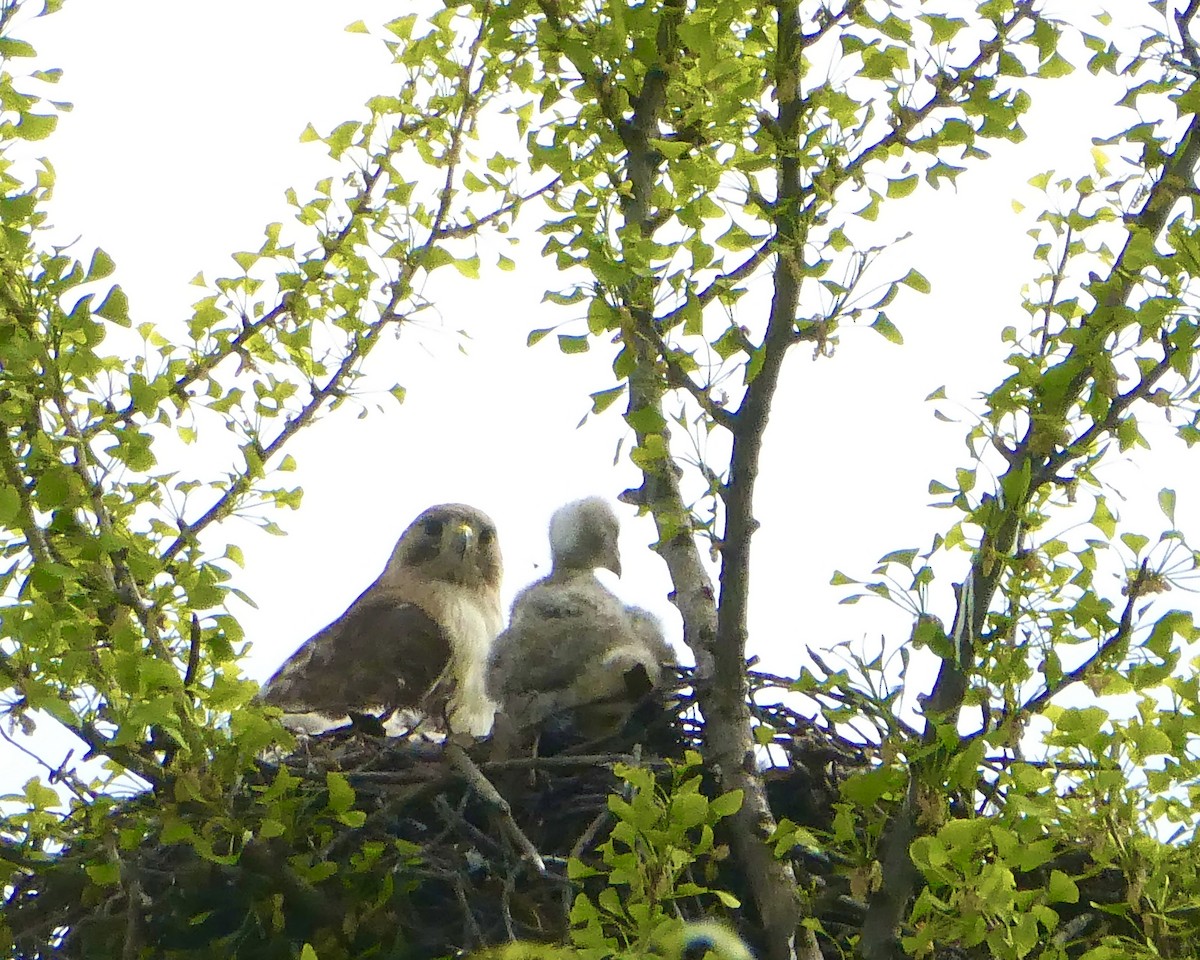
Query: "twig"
451 871 484 949
570 807 613 862
183 614 202 689
501 869 518 942
482 752 649 771
999 563 1144 724
445 741 546 874
120 876 142 960
563 806 615 921
435 177 562 239
655 240 775 330
433 794 508 860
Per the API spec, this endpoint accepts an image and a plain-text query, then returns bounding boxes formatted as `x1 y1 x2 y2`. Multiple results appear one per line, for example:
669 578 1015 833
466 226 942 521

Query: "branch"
434 176 562 240
1036 336 1177 488
858 96 1200 960
655 239 774 331
1176 1 1200 71
695 1 818 955
0 415 50 567
98 160 390 437
445 740 546 874
161 284 404 565
1000 562 1144 724
638 320 737 431
838 5 1037 183
161 26 516 566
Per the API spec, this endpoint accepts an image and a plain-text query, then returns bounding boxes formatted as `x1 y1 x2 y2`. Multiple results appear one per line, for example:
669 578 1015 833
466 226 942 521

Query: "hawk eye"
423 517 444 538
479 526 494 545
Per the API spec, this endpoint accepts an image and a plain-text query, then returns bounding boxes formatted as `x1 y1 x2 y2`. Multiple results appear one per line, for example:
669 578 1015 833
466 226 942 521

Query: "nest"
3 671 1133 959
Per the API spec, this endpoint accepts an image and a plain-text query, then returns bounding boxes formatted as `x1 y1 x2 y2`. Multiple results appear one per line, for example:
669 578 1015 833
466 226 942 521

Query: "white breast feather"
431 584 502 736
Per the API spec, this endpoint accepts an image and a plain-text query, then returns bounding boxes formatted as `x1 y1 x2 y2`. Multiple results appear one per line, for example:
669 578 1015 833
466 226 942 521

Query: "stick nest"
3 670 1130 959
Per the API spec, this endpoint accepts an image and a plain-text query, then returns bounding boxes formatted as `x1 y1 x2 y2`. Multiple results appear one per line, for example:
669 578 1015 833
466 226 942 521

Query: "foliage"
567 752 743 956
1 0 1200 959
471 920 753 960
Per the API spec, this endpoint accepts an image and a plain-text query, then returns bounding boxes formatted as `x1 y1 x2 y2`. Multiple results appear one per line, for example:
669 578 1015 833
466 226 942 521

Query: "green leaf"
1038 52 1075 78
870 313 903 344
0 37 37 58
1120 532 1148 555
557 334 590 354
384 14 417 39
1047 869 1079 904
16 114 56 140
842 766 904 806
86 248 116 282
450 254 480 279
855 190 881 221
96 285 130 325
710 789 743 818
879 548 918 567
0 486 20 525
1158 487 1176 524
671 793 708 829
626 405 665 434
86 862 121 887
590 386 625 414
918 14 968 44
714 222 761 252
1089 497 1116 538
258 818 286 839
886 175 919 199
337 810 367 828
900 268 931 294
232 251 257 272
326 771 355 813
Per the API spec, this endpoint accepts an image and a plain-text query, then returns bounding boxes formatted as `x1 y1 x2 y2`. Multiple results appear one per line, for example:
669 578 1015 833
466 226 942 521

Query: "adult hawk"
259 503 503 737
486 497 675 743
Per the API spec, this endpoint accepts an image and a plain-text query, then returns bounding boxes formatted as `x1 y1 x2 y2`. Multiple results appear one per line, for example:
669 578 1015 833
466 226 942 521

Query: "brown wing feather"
260 589 452 716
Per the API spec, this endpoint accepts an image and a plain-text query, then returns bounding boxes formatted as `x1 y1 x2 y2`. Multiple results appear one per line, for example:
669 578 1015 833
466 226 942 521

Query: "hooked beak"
604 552 622 578
450 522 474 558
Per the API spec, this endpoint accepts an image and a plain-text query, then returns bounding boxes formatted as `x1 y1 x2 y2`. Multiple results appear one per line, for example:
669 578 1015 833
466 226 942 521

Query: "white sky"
3 2 1198 790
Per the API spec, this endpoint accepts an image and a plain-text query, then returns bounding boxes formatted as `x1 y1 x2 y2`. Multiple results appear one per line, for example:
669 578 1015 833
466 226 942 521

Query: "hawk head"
547 497 621 577
384 503 502 591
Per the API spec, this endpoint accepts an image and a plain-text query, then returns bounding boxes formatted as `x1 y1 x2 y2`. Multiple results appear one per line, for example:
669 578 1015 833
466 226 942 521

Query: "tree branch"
858 89 1200 960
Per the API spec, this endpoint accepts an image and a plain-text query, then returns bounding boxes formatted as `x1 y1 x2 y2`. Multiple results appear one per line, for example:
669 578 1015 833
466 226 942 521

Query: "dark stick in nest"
446 740 547 873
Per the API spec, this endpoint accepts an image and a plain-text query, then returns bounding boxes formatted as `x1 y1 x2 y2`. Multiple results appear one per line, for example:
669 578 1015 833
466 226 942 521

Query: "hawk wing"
486 577 629 704
260 584 453 719
486 575 674 738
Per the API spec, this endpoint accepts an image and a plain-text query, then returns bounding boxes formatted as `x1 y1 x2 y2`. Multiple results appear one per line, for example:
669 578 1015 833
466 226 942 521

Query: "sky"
2 1 1198 789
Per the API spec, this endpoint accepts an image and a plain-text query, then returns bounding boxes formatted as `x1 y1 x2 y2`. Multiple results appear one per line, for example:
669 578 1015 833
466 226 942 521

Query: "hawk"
259 503 503 737
486 497 675 744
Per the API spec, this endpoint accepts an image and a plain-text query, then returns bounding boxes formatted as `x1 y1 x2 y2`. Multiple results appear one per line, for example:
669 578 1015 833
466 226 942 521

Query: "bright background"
3 2 1196 786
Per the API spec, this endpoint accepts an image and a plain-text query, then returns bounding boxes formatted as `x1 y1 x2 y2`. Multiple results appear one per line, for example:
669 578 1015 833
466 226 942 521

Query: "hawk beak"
605 553 622 577
451 522 474 558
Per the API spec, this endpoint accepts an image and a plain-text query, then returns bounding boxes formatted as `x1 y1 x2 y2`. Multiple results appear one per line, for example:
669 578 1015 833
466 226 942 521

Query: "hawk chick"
259 503 502 737
486 497 674 743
